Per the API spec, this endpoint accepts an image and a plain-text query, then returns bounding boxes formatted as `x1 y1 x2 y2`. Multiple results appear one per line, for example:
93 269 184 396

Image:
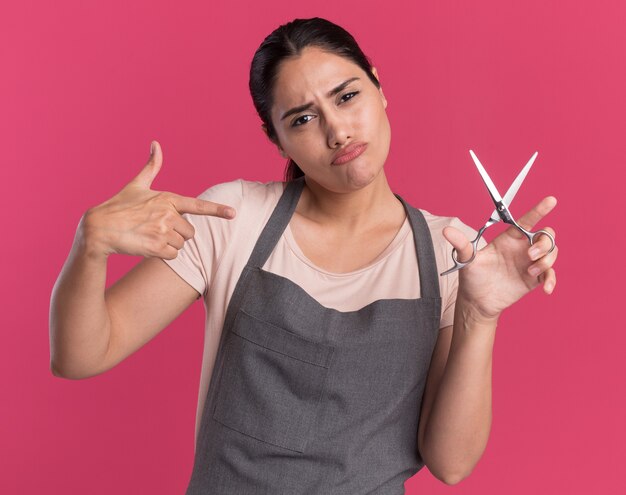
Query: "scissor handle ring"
451 245 477 265
511 219 556 256
529 229 556 255
440 239 480 276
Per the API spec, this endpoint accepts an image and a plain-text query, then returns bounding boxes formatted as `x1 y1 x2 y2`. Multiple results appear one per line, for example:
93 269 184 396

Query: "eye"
291 114 314 127
340 91 359 103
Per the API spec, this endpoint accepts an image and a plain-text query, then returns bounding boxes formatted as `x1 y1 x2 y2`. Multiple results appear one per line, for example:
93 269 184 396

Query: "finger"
154 243 180 261
538 267 557 294
528 227 556 261
528 244 559 278
442 226 473 263
171 217 196 241
515 196 557 232
131 140 163 189
169 193 236 219
165 229 186 251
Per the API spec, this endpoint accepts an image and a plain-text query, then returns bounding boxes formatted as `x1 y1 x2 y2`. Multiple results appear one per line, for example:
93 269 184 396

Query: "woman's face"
267 46 390 193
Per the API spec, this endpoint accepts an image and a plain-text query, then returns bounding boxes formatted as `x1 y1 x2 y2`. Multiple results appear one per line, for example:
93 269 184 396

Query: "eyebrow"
279 77 361 121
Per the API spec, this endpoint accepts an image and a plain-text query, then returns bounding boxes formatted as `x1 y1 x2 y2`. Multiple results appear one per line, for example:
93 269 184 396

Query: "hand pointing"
81 140 236 260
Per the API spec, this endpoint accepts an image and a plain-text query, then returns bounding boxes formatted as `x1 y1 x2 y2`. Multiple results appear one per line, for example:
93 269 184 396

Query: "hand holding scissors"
441 150 556 277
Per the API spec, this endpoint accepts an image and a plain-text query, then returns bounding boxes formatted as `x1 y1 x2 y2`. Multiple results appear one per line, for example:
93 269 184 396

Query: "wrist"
455 294 500 329
76 211 111 261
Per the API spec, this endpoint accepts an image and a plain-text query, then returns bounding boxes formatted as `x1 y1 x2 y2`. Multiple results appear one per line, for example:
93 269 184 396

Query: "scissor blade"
484 151 538 222
502 151 538 207
469 150 504 206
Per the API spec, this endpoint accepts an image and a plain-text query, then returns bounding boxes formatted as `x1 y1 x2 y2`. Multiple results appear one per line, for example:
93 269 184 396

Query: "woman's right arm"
49 141 235 379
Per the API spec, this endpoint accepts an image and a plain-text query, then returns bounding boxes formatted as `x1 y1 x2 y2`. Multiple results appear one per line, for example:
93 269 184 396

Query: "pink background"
2 0 624 493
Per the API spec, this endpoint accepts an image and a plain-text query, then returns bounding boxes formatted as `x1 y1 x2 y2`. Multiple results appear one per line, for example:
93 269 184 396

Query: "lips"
332 142 367 165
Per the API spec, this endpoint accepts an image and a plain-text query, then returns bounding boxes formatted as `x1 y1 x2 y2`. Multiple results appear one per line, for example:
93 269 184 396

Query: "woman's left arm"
418 196 559 485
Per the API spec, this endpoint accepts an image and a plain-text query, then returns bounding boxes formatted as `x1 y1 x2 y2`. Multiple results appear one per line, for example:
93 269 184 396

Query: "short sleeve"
160 179 244 299
438 217 488 329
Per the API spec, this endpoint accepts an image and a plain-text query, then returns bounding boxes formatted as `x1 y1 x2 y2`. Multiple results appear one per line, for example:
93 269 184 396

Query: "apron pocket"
212 309 334 453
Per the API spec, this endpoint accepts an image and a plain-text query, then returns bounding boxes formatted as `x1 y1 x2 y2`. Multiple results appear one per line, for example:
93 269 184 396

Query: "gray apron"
186 176 441 494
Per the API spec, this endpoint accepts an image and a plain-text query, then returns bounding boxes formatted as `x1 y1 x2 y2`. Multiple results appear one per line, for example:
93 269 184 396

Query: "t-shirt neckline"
283 217 411 277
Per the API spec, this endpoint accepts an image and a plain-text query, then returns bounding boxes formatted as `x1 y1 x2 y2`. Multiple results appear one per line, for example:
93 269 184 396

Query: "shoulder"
196 178 283 206
418 208 486 250
178 179 284 269
192 179 284 240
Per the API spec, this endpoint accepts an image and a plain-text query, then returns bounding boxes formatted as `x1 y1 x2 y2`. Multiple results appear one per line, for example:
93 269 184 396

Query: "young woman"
50 17 558 494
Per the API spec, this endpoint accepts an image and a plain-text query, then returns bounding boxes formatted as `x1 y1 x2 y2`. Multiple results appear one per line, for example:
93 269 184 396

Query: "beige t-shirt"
161 179 484 446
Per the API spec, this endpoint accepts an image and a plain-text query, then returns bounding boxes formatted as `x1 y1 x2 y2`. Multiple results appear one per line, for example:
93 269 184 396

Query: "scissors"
440 150 556 277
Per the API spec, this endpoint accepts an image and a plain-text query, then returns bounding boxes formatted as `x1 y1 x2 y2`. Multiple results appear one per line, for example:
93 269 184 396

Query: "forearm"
421 298 497 484
49 212 112 379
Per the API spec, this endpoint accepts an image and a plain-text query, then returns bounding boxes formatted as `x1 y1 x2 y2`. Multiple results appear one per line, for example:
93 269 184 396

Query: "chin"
343 162 383 190
345 173 376 190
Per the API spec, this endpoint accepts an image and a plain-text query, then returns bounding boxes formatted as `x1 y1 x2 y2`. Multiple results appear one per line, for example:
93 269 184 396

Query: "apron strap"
246 176 306 269
395 194 441 300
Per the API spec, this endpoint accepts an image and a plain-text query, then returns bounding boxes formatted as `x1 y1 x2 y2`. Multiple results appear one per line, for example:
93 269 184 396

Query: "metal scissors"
440 150 556 276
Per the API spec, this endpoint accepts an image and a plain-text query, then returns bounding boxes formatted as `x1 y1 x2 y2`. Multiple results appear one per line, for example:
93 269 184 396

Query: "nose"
325 110 351 149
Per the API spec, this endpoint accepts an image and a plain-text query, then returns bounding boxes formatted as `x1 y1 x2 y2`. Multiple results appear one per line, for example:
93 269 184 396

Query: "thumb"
131 140 163 189
442 226 474 263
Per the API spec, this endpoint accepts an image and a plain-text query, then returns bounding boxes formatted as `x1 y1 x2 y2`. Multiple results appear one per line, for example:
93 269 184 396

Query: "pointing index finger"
169 193 236 219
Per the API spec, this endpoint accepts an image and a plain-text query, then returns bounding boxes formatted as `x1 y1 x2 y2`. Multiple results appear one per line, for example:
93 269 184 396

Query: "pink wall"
2 0 623 493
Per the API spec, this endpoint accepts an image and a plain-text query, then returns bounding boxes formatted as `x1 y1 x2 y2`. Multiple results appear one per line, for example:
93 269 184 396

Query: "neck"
298 172 403 232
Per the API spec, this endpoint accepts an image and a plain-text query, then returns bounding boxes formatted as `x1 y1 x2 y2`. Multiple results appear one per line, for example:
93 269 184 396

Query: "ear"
371 67 387 109
261 124 288 158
